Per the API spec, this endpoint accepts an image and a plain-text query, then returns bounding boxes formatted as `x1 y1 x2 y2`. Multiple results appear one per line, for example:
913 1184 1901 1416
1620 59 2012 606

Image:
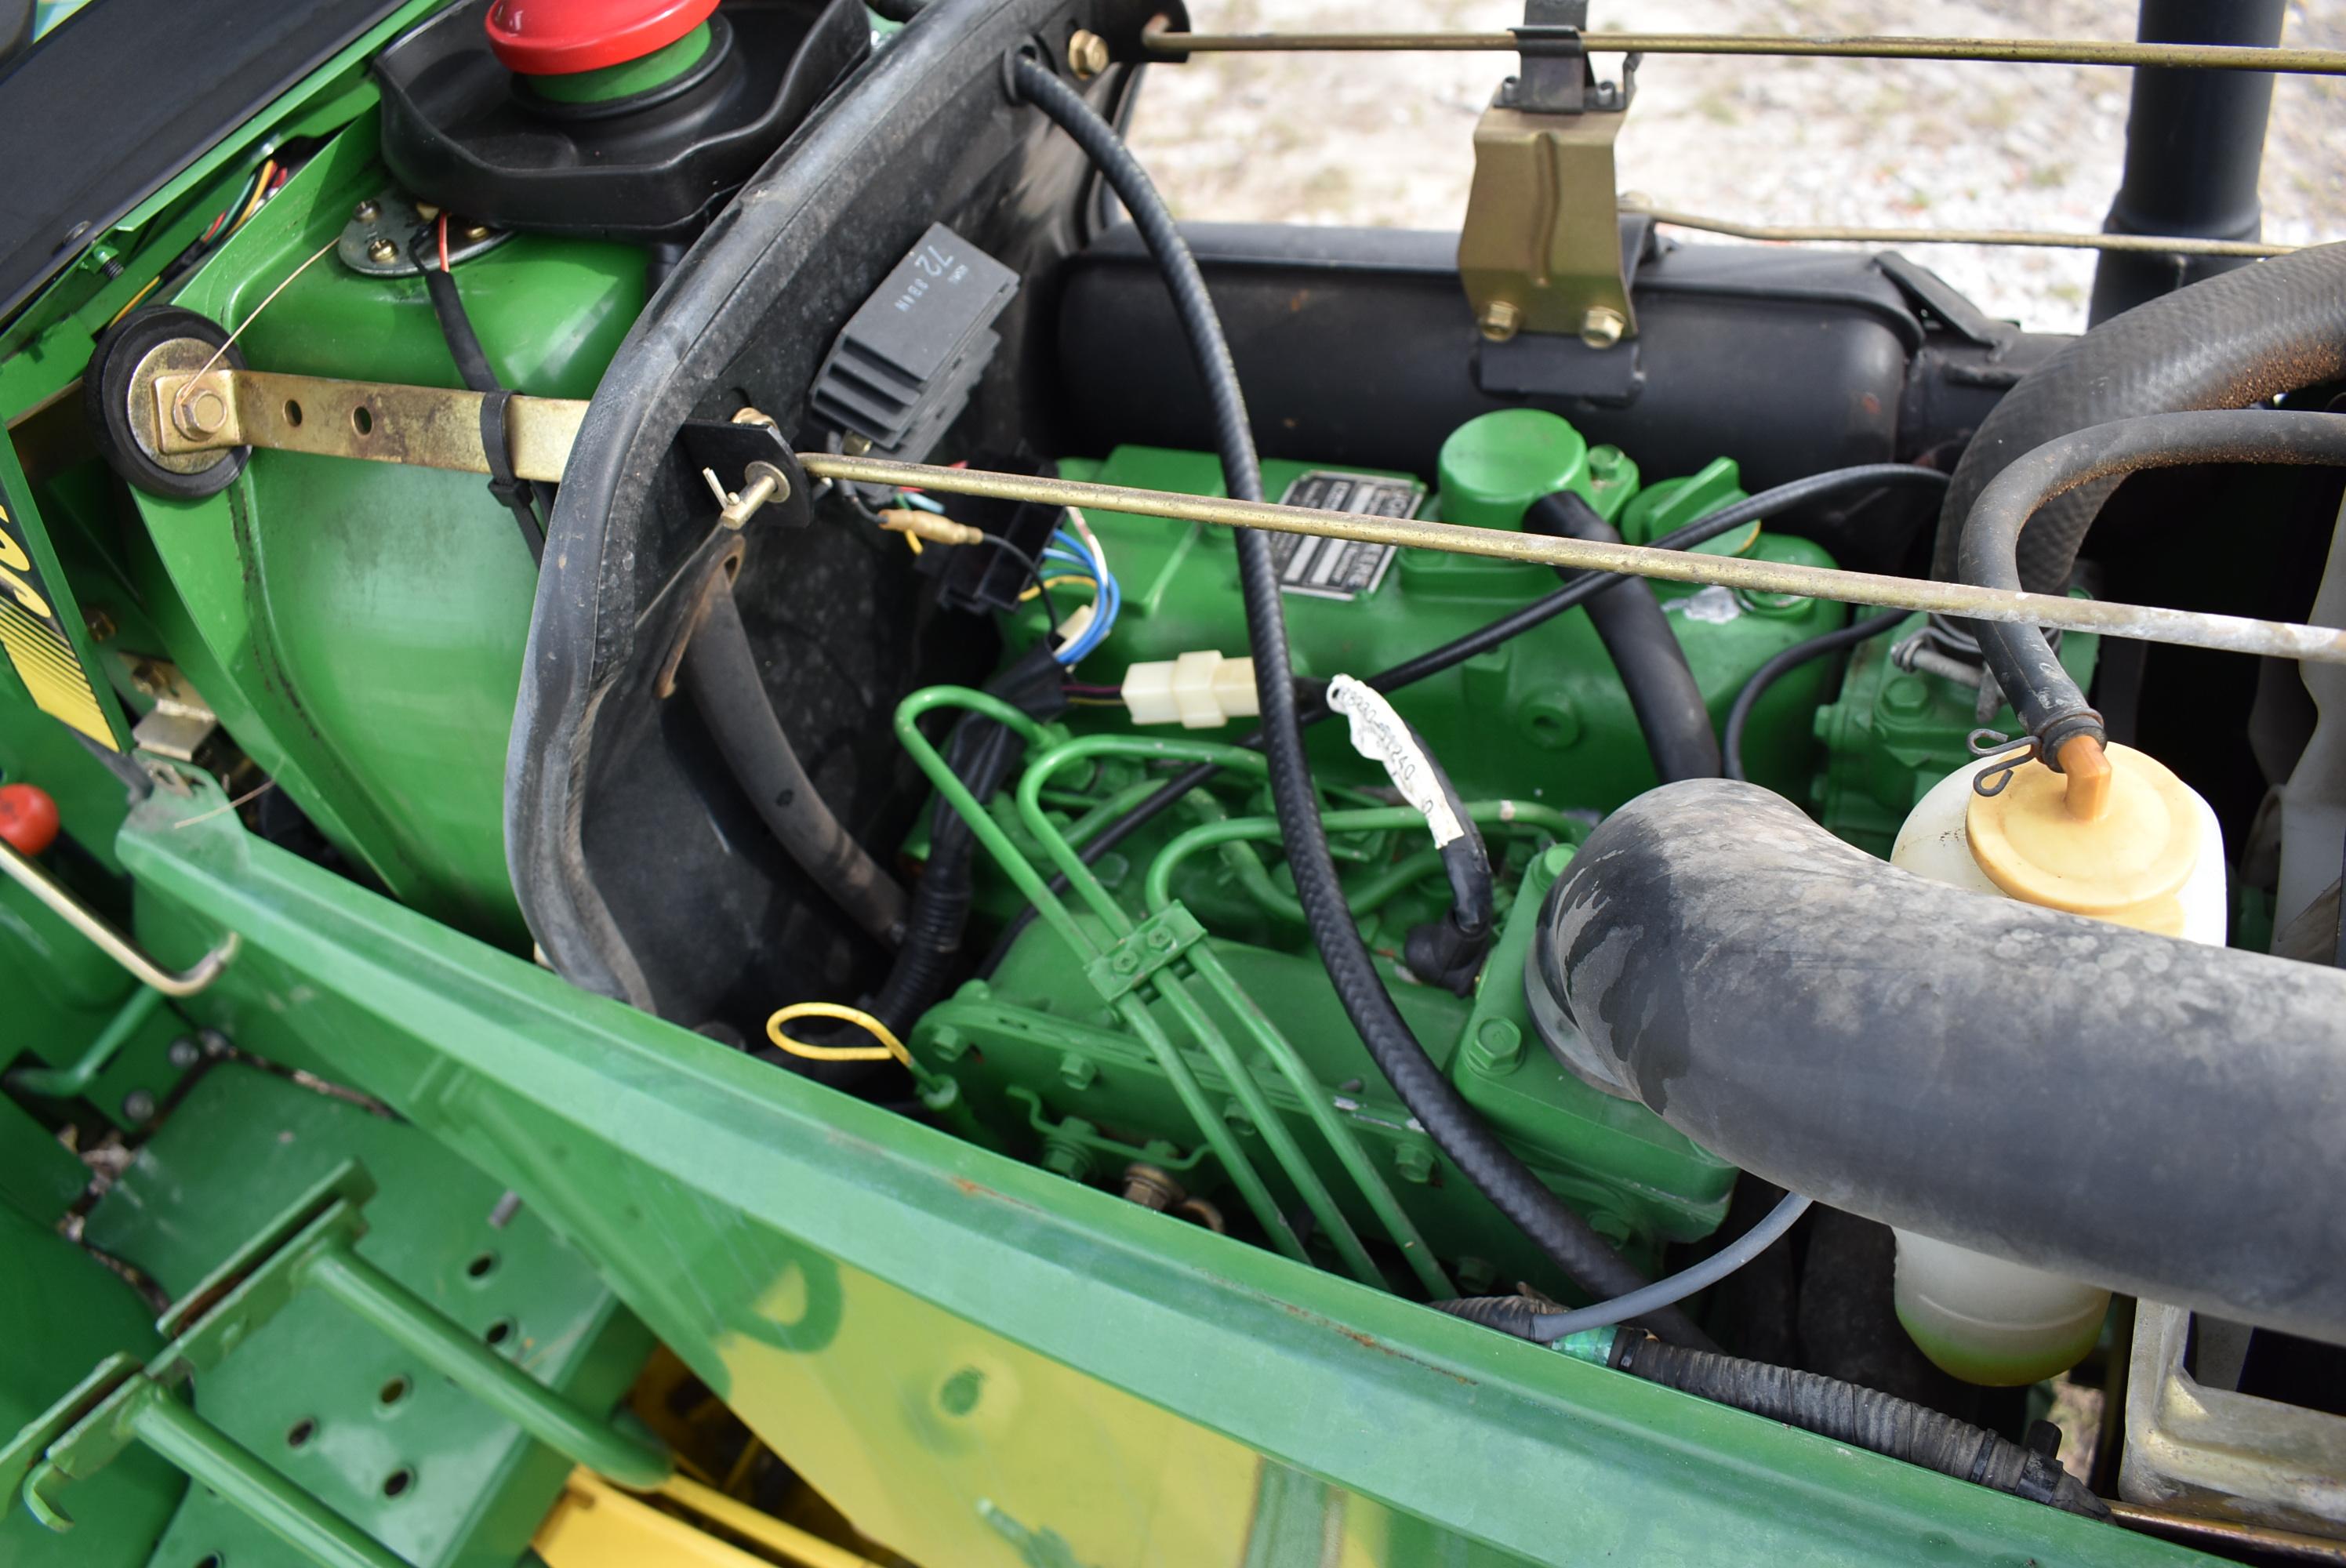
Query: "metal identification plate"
1269 470 1423 601
0 435 125 750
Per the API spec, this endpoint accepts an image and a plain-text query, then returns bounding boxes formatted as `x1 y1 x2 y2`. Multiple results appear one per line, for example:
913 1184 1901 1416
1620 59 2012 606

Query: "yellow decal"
0 495 120 750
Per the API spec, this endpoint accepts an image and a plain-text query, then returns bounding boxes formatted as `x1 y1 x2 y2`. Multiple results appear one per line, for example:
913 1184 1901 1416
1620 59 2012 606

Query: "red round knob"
0 782 60 857
484 0 720 75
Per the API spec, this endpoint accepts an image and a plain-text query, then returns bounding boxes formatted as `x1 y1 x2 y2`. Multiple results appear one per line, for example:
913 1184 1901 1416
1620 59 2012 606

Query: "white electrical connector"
1120 652 1261 728
1053 603 1096 653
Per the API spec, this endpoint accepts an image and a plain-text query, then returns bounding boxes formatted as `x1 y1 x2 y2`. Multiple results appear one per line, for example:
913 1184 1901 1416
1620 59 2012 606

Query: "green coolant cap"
1437 408 1589 531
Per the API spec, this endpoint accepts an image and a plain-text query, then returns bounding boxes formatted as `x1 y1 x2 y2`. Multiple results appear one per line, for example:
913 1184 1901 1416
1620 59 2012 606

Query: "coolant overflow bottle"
1887 742 2225 1386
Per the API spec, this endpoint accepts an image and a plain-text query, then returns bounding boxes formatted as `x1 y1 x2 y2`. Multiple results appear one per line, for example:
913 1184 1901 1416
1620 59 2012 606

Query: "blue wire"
1049 523 1120 666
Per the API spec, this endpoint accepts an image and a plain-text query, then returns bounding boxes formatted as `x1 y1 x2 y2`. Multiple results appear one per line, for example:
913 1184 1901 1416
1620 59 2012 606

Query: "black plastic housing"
373 0 868 241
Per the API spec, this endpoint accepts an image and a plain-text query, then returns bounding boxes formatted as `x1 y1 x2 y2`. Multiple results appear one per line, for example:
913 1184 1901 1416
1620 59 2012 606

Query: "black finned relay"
809 223 1018 459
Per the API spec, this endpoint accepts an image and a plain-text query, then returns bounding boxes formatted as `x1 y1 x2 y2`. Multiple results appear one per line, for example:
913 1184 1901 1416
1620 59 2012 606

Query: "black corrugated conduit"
1011 53 1709 1346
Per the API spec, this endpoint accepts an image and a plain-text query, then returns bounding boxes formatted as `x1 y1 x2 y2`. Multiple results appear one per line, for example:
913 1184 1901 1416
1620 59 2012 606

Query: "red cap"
0 782 60 857
485 0 720 75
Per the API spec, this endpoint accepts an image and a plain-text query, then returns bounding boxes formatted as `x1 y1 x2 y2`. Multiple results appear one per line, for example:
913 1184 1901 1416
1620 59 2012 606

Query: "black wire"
979 463 1948 974
1722 610 1909 782
1015 55 1712 1342
979 531 1063 633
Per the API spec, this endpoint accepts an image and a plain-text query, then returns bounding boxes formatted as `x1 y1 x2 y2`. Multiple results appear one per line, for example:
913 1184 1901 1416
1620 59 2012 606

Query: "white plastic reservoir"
1887 742 2225 1386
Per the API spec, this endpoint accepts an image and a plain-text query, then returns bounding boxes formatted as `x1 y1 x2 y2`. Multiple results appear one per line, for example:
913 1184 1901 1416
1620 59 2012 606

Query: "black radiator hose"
681 588 908 946
1930 241 2346 594
1957 408 2346 760
1540 779 2346 1345
1607 1331 2108 1519
1526 492 1720 782
1011 55 1707 1347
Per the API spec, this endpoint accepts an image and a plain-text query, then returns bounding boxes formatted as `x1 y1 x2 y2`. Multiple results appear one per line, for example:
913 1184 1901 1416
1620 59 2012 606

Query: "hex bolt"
365 237 398 265
1479 299 1522 343
1580 306 1628 350
198 1029 231 1054
354 199 381 223
463 224 491 243
172 386 231 441
122 1089 158 1123
1058 1052 1097 1091
1067 28 1110 80
839 431 873 458
1118 1163 1184 1212
168 1036 202 1069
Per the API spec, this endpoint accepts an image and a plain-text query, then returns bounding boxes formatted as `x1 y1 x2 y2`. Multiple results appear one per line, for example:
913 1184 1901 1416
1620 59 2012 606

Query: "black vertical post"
2087 0 2286 326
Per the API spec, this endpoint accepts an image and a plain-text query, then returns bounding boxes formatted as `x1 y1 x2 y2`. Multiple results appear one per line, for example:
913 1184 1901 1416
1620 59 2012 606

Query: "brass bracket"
1457 0 1639 347
148 366 586 485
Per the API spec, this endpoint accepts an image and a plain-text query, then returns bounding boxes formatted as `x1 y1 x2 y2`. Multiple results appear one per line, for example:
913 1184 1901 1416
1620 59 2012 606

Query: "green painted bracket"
5 1156 669 1561
3 985 166 1099
1082 903 1205 1004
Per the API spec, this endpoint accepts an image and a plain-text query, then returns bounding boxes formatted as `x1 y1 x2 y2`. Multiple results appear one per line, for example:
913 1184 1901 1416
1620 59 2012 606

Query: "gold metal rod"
802 453 2346 667
2106 1501 2346 1565
0 835 238 996
1627 205 2303 258
1142 31 2346 74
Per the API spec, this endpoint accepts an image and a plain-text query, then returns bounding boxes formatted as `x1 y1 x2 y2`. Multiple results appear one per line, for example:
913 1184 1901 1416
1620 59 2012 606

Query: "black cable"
407 227 546 564
1015 54 1709 1345
1610 1330 2108 1516
979 463 1948 975
1722 609 1908 782
978 531 1063 633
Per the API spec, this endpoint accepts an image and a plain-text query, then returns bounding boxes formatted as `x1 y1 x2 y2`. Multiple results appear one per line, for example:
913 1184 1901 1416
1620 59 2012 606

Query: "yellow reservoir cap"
1964 742 2201 935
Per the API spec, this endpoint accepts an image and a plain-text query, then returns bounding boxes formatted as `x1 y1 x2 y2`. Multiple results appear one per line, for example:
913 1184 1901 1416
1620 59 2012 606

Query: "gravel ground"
1128 1 2346 334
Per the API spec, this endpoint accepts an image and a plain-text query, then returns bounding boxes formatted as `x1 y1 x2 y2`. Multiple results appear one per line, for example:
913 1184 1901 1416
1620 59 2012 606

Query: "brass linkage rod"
1141 31 2346 75
802 453 2346 667
1627 205 2303 259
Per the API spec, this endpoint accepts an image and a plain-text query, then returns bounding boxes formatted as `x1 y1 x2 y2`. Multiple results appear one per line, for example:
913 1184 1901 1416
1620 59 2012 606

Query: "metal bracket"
1083 903 1207 1004
2 1160 670 1559
1459 0 1641 347
678 410 812 533
147 365 586 484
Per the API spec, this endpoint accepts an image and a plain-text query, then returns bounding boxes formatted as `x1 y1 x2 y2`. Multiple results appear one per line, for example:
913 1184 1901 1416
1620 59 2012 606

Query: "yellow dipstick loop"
765 1002 913 1067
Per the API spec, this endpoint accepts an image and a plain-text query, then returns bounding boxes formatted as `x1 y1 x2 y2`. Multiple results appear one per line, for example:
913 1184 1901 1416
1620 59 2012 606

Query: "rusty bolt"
1119 1163 1184 1212
1478 299 1521 343
365 236 398 265
1579 306 1628 350
1067 29 1110 80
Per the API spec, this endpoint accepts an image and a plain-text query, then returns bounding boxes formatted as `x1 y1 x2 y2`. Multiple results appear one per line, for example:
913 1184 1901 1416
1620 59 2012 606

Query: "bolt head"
198 1029 231 1054
366 237 398 265
84 608 116 642
168 1036 202 1069
122 1089 157 1122
175 387 229 439
463 224 491 242
1067 28 1110 80
1478 299 1521 343
354 199 381 223
840 431 873 458
1580 306 1628 350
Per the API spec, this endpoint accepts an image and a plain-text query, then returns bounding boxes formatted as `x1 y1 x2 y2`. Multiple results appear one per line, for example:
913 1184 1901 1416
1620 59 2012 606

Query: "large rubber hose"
1930 241 2346 593
1540 778 2346 1345
1526 492 1720 782
681 590 908 946
1959 408 2346 758
1011 56 1706 1345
